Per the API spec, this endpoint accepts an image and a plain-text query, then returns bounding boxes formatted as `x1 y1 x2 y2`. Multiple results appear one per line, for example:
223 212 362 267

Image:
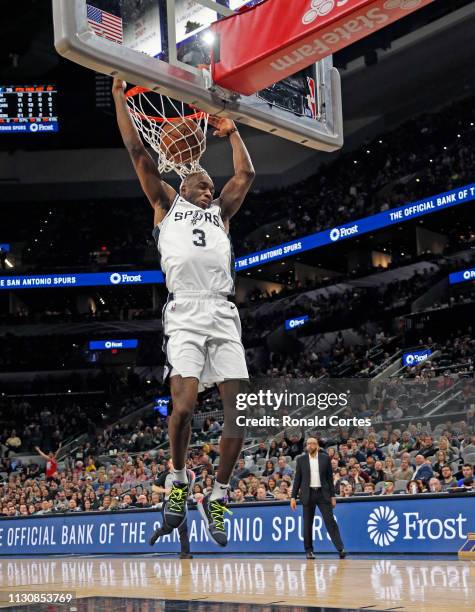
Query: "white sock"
210 480 229 501
173 468 188 484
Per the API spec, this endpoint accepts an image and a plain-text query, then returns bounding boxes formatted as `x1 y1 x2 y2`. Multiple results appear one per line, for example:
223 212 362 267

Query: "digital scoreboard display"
0 85 58 133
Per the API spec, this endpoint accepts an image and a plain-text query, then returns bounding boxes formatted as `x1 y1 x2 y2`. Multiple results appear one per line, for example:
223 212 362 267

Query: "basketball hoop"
125 87 209 179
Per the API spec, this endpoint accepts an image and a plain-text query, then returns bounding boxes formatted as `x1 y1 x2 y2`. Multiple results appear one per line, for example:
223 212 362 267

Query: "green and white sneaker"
163 481 188 529
198 494 233 547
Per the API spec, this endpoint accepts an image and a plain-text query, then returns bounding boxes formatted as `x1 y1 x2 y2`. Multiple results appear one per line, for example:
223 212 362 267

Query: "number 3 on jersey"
192 229 207 247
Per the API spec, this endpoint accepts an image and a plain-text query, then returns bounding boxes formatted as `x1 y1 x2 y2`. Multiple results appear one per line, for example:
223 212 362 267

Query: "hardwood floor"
0 556 473 611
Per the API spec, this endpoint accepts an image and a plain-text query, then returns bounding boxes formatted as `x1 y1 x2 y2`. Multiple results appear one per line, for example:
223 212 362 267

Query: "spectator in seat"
85 456 97 473
435 436 456 462
262 460 276 478
255 485 269 501
394 457 414 481
428 477 443 493
397 432 414 456
231 488 244 503
282 435 303 459
457 464 474 486
230 459 251 488
383 457 397 481
339 482 354 498
412 455 434 485
439 465 458 491
380 481 395 496
366 441 384 461
462 477 474 490
274 456 294 479
273 480 291 500
420 436 436 459
387 433 400 457
208 417 221 435
371 461 386 485
406 480 424 494
363 482 376 495
433 450 449 477
5 431 22 455
267 478 277 496
55 490 69 512
268 440 281 458
385 399 403 421
254 442 268 462
68 499 81 512
348 466 367 492
461 434 475 455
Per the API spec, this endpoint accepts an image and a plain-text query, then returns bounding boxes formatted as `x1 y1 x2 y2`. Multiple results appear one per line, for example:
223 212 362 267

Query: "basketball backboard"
52 0 343 151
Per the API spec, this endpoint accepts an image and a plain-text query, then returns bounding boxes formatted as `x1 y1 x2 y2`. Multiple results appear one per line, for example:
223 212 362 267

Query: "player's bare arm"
112 78 176 225
209 116 255 232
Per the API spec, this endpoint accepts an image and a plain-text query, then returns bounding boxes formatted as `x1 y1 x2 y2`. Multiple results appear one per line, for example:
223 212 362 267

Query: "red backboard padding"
211 0 434 95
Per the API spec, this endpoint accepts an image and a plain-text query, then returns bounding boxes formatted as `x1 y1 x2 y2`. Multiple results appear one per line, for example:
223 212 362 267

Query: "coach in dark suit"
291 437 346 559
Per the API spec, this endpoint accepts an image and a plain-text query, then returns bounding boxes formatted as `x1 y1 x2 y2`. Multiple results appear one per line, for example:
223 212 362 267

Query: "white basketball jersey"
152 195 235 294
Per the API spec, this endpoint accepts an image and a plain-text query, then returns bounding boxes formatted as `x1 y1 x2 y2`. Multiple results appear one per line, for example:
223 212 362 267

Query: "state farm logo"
302 0 344 25
384 0 422 10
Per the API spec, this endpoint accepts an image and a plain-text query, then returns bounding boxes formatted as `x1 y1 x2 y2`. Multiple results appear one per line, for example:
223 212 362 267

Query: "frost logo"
110 273 122 285
406 354 415 365
367 506 399 547
29 123 39 132
463 270 475 280
330 228 341 242
384 0 422 10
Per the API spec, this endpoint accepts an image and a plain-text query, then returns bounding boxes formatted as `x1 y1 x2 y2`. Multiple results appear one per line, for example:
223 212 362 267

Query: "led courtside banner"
0 185 473 286
0 270 164 291
88 340 138 350
235 184 475 270
402 349 432 367
285 315 309 330
1 495 474 555
449 268 475 285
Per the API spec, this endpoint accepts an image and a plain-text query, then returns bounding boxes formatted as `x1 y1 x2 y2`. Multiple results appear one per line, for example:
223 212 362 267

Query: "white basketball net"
126 88 209 179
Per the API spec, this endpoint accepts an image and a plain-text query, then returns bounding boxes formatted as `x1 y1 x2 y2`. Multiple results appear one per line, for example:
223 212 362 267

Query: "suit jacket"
291 451 335 505
413 463 433 484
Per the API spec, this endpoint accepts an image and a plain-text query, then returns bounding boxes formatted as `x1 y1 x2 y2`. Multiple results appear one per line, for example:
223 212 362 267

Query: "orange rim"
125 86 205 123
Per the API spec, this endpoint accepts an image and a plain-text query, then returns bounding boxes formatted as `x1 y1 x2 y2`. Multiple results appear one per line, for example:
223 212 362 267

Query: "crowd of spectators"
1 416 474 517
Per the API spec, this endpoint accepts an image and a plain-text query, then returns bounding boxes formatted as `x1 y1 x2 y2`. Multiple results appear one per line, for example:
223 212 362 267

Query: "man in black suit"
291 437 346 559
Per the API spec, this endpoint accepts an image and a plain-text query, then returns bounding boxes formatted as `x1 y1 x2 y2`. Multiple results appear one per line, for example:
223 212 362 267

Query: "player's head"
180 170 214 208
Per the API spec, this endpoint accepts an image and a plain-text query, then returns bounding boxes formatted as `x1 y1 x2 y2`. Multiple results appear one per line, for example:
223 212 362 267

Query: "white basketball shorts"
161 291 249 388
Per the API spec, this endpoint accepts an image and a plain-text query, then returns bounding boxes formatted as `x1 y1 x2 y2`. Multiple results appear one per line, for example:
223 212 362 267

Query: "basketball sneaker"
163 481 189 529
149 527 164 546
198 494 233 547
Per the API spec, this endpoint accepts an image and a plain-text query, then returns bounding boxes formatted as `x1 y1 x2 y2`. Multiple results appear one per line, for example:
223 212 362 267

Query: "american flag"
87 4 123 44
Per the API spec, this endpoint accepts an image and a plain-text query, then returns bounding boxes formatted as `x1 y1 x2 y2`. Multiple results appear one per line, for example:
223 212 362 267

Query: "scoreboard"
0 85 58 133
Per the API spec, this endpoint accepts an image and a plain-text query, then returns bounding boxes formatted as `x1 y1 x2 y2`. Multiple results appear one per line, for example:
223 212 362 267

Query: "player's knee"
170 403 194 425
221 420 246 439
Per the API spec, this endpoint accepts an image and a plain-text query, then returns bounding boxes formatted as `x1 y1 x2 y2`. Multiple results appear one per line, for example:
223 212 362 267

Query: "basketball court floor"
0 555 473 611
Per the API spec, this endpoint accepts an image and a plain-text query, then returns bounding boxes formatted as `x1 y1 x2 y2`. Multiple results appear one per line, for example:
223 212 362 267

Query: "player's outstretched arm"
112 79 176 218
209 116 255 226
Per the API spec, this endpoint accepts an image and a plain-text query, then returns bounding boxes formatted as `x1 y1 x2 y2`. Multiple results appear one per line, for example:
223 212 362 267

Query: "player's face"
182 173 215 208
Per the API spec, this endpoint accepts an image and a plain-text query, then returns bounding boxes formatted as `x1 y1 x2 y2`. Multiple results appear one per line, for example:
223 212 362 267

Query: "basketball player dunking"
113 79 255 546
